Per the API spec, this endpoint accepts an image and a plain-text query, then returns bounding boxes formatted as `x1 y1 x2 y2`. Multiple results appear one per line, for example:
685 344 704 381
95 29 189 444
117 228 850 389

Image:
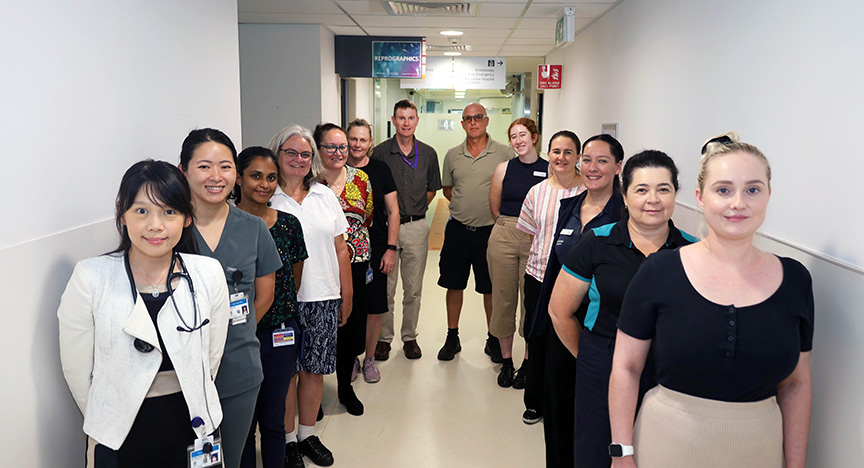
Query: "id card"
273 326 295 347
365 266 374 284
229 292 249 325
533 171 547 177
188 436 222 467
560 228 574 236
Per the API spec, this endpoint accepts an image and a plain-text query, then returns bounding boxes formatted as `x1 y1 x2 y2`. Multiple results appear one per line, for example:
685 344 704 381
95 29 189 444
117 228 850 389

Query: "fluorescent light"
444 52 462 56
454 87 467 92
440 30 464 36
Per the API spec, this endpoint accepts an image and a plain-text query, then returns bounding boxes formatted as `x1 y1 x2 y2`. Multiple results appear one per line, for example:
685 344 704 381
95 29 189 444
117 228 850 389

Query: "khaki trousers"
381 219 429 343
487 215 532 338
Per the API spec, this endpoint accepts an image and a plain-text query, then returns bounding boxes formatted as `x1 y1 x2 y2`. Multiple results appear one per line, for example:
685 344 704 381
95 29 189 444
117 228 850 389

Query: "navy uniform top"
562 219 697 339
618 250 815 402
371 136 441 218
499 157 548 217
193 205 282 398
526 189 625 339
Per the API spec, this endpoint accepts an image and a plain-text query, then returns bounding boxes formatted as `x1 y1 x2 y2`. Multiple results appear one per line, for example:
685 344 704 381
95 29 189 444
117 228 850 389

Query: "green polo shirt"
442 135 513 227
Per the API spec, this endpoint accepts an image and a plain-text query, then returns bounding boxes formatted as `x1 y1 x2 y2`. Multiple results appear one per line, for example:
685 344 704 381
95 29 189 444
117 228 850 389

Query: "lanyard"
400 140 418 169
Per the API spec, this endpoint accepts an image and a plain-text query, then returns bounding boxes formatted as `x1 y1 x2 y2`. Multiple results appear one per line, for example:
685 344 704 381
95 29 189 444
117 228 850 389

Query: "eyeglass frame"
320 144 350 155
462 114 487 123
280 148 313 160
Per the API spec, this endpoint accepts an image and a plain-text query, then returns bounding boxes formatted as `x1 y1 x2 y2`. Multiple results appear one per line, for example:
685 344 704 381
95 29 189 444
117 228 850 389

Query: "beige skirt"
633 385 783 468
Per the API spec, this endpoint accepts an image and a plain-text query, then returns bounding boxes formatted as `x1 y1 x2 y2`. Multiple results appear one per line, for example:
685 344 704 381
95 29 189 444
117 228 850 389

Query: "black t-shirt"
562 219 697 339
352 158 397 247
618 249 815 402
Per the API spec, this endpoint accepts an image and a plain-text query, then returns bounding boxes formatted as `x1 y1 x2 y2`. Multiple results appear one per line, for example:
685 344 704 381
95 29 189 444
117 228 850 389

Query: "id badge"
273 326 295 347
187 435 222 467
365 265 374 284
560 228 574 236
229 292 249 325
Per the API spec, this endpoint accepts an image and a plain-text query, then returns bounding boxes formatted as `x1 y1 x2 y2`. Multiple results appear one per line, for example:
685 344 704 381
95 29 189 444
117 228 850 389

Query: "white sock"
298 424 315 442
285 429 297 443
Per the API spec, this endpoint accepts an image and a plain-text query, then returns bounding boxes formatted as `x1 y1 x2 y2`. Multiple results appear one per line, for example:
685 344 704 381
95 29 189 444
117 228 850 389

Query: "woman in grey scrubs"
178 128 282 468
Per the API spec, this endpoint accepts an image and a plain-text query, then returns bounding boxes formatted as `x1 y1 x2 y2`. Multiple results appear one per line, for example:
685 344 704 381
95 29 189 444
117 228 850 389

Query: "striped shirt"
517 180 585 281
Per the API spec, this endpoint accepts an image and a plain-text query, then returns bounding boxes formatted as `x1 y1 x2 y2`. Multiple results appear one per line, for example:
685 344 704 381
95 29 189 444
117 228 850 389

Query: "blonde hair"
697 132 771 191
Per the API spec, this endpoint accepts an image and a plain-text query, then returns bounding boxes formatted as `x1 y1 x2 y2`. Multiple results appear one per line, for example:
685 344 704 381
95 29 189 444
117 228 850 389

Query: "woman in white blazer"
58 160 230 467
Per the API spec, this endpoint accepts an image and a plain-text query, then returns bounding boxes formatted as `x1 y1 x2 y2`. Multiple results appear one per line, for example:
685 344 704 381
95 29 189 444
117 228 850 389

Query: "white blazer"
58 253 230 450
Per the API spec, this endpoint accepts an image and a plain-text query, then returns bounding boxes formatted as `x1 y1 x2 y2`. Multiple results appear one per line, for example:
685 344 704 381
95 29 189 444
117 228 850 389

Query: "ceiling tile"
526 3 614 18
238 0 343 14
516 17 557 29
354 15 517 29
327 25 367 35
475 3 530 18
238 13 354 24
336 1 389 15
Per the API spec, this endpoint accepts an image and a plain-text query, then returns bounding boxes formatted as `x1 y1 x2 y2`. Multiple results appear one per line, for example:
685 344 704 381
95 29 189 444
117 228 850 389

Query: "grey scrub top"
194 205 282 398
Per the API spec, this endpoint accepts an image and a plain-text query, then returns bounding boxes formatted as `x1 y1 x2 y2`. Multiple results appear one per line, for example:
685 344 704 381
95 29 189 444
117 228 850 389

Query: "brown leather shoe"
374 341 391 361
403 340 422 359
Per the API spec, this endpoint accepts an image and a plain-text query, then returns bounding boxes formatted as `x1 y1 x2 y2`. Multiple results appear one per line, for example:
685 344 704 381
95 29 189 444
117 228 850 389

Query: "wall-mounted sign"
555 7 575 47
400 56 506 89
601 123 618 138
537 64 562 89
373 41 422 78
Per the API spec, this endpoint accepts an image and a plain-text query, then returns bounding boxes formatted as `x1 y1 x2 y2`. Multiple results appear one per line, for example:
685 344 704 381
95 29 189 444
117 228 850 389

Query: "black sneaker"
484 335 504 363
512 366 527 389
497 366 516 387
338 386 364 416
298 435 334 467
284 441 305 468
522 408 542 425
437 334 462 361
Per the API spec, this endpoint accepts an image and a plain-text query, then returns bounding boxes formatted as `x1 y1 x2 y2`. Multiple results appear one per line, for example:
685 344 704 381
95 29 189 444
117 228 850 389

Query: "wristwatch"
608 443 634 458
386 244 397 251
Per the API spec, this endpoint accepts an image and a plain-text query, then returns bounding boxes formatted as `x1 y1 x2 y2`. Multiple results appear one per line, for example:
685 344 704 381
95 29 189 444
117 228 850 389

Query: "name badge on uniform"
533 171 547 177
188 435 222 467
229 292 249 325
273 325 295 347
365 265 374 284
560 228 574 236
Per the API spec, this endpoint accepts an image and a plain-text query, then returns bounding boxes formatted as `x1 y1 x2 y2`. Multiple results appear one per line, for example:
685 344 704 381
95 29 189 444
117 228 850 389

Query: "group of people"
57 94 814 468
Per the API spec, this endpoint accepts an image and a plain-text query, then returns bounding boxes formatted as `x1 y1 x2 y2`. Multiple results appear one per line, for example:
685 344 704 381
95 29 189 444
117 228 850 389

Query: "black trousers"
522 274 544 412
543 327 576 468
336 261 369 391
574 329 615 468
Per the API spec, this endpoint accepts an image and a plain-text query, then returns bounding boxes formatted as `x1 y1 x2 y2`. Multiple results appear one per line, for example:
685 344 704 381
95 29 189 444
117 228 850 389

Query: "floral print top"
261 210 308 328
334 166 373 263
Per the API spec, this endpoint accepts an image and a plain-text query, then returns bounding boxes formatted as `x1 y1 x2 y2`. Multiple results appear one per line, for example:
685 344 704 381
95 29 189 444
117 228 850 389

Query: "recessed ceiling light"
444 52 462 56
440 30 464 36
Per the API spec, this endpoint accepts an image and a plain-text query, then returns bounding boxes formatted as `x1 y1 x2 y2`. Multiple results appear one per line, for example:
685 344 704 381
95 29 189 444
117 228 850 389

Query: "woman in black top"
609 135 814 468
549 150 696 468
532 133 625 468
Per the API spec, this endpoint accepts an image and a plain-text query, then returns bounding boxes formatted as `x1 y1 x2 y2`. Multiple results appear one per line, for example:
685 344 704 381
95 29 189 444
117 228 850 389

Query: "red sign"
537 64 562 89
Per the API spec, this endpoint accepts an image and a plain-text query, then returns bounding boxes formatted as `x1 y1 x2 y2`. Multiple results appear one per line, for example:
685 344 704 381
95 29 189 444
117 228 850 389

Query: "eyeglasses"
321 144 350 155
462 114 487 123
280 149 313 160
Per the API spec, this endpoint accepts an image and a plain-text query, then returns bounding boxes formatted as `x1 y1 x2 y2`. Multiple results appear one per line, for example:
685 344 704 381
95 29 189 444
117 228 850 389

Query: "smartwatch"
386 244 397 251
608 443 634 458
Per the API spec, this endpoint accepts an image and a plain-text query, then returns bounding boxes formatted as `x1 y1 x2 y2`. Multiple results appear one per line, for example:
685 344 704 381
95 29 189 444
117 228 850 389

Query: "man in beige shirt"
436 103 513 362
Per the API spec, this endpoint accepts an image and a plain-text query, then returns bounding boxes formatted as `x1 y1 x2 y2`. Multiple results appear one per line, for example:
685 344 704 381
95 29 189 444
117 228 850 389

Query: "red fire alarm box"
537 64 562 89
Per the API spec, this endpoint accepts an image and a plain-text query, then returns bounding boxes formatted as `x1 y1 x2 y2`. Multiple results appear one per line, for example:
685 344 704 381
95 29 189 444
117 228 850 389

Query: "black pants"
336 261 369 391
543 327 576 468
522 274 544 413
241 319 300 468
574 329 615 468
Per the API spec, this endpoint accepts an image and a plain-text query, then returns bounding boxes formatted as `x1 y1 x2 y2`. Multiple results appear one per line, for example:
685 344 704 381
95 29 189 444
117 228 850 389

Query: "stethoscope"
125 252 210 353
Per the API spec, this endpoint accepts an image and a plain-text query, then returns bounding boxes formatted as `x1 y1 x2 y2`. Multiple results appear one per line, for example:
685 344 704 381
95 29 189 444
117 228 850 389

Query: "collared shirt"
371 136 441 218
442 135 512 227
562 219 697 338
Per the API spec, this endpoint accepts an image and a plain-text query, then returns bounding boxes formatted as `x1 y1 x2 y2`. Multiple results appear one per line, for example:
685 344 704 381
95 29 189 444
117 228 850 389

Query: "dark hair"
178 128 238 170
583 134 625 192
231 146 279 204
313 122 346 148
111 160 198 255
548 130 581 154
622 150 680 192
392 99 417 116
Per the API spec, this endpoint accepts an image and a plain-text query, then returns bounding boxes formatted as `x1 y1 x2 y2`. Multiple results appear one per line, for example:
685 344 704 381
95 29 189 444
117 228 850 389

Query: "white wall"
0 1 242 465
543 1 864 465
239 24 341 147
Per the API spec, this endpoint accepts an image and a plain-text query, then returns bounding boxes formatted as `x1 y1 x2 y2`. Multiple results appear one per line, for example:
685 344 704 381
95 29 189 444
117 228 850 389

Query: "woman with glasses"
58 160 230 467
487 118 548 389
269 125 351 468
314 122 374 416
178 128 282 468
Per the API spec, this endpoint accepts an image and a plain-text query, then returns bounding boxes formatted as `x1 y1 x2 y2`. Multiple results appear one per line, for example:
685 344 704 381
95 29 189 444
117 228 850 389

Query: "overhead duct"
383 2 478 17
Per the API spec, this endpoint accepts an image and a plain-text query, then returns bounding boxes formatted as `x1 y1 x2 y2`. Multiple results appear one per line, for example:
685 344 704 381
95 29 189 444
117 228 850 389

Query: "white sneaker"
363 356 381 383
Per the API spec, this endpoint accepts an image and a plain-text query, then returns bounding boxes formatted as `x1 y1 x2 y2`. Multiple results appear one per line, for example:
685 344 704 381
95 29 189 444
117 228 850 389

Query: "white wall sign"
401 56 506 89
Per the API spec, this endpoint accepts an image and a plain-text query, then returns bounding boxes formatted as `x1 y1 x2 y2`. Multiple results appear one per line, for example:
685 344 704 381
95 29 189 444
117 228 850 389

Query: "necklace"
130 260 169 298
